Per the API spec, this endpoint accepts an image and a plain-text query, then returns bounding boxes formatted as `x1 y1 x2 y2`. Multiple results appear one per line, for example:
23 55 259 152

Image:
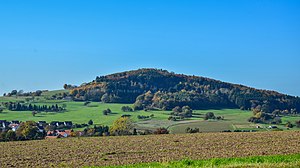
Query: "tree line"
2 102 65 112
3 90 43 97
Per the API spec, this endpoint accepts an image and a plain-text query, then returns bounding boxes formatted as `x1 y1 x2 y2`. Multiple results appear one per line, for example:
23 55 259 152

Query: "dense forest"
68 68 300 114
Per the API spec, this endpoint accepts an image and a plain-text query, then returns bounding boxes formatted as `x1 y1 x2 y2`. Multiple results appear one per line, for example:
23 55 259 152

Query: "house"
56 122 65 127
49 121 64 127
0 120 10 128
45 132 64 139
37 125 45 133
11 120 20 124
45 136 59 139
49 121 59 126
268 125 278 129
57 131 68 138
38 121 47 127
46 130 71 138
9 123 20 131
64 130 72 136
64 121 73 127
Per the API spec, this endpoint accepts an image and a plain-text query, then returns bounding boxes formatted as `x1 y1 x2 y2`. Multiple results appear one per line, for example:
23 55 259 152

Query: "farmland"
1 131 300 167
1 90 300 132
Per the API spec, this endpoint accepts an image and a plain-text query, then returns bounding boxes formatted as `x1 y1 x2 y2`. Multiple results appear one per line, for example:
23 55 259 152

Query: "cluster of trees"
0 121 45 142
63 84 78 90
137 114 154 120
83 125 110 137
168 106 193 121
3 90 43 97
2 102 65 112
45 92 69 100
248 110 282 124
185 127 200 133
121 106 133 112
204 112 224 120
102 108 112 115
171 106 193 118
67 68 300 114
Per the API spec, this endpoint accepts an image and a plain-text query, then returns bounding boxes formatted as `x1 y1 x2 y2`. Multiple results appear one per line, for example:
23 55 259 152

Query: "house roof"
64 130 72 135
9 124 19 128
45 136 59 139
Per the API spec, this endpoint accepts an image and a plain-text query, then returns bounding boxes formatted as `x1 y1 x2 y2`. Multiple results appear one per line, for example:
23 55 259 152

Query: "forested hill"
69 68 300 114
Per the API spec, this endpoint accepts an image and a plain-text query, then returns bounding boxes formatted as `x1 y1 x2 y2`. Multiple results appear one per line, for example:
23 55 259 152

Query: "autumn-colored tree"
16 121 39 140
110 117 133 136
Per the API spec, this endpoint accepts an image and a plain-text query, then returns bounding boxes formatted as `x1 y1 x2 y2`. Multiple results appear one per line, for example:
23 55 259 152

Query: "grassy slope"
169 109 253 133
103 154 300 168
1 90 300 131
0 101 170 125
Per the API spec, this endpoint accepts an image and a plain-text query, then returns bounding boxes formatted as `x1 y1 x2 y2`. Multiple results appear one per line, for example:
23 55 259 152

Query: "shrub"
5 130 16 141
88 120 93 125
103 108 112 115
296 120 300 128
154 128 169 134
185 127 200 133
285 121 294 128
204 112 216 120
121 106 133 112
137 115 150 120
84 101 91 106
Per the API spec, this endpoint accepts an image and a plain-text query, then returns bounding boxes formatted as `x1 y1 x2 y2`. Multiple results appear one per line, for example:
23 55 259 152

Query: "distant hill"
69 68 300 114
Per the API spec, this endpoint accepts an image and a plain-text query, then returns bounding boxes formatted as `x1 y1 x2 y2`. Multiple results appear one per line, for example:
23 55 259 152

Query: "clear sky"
0 0 299 96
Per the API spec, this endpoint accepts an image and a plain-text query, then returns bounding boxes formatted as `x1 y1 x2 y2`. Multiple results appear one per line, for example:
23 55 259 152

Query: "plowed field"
1 131 300 167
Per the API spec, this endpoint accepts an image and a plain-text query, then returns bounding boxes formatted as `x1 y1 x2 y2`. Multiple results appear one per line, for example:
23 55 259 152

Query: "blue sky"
0 0 299 96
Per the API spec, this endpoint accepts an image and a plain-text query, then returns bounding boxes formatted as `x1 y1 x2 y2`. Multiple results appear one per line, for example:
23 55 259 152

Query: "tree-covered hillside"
69 68 300 114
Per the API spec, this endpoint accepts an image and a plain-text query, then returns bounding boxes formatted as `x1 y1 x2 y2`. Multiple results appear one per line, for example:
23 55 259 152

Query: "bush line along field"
1 131 300 167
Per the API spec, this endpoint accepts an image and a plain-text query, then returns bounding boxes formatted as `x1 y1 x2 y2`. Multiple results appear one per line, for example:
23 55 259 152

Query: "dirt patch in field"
0 131 300 167
170 120 233 133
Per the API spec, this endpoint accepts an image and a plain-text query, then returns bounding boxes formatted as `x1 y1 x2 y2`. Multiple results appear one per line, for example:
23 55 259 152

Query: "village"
0 120 87 139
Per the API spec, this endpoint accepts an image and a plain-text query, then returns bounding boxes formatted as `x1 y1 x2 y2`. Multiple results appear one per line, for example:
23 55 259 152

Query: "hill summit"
69 68 300 114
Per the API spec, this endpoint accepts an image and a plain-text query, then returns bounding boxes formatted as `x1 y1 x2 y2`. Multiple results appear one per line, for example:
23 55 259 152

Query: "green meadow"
1 90 300 132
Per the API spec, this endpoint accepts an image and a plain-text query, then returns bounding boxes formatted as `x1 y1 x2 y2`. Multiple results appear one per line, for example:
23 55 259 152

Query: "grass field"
1 90 300 131
104 154 300 168
0 101 172 126
1 131 300 167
